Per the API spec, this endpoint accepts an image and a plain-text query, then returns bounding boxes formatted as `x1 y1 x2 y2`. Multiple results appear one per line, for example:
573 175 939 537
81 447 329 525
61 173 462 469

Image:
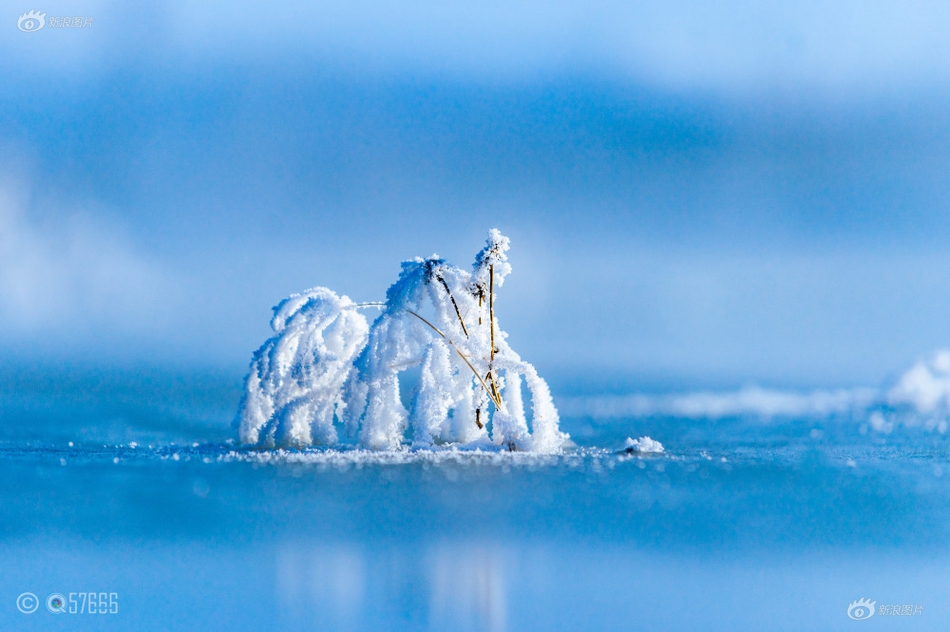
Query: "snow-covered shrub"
236 230 567 453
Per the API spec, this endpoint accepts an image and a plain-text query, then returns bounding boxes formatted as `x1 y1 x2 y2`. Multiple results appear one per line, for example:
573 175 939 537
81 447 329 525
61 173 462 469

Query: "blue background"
4 0 950 389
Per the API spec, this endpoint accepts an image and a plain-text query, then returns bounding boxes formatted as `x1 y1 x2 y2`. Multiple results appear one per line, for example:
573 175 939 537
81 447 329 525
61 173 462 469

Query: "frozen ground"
1 366 949 630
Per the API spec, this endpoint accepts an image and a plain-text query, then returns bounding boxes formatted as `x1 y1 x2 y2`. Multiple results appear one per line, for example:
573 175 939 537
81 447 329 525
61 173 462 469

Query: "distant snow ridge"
236 230 567 453
563 386 879 420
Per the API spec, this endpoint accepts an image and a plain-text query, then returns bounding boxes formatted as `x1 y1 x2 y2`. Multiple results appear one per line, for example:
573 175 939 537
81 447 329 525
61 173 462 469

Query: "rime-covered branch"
236 230 567 453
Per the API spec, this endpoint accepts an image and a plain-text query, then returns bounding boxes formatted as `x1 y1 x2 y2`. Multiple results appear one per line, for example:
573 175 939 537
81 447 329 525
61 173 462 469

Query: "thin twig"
486 264 503 406
489 264 496 362
485 371 502 406
436 276 469 338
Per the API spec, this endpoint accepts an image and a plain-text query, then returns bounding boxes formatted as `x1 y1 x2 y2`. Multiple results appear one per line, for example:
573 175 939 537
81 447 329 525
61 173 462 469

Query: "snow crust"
237 230 567 453
221 447 578 468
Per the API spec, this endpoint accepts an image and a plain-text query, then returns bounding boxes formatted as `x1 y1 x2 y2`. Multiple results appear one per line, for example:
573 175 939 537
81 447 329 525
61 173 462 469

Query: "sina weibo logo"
17 9 46 31
847 598 876 620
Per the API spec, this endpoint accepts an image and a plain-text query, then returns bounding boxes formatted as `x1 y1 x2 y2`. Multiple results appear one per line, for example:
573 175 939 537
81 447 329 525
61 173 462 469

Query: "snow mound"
236 230 567 453
624 436 665 454
887 350 950 414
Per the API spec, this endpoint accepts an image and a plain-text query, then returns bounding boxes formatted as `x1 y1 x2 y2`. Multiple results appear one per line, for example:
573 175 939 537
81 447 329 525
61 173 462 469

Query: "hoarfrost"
236 287 369 448
236 230 567 453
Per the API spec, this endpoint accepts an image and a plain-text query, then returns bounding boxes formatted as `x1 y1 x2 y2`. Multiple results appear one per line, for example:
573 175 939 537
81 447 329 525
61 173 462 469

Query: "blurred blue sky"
3 0 950 389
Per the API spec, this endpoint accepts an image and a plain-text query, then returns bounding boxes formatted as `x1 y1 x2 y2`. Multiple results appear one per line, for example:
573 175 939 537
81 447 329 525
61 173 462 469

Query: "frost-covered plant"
236 230 567 453
236 288 369 447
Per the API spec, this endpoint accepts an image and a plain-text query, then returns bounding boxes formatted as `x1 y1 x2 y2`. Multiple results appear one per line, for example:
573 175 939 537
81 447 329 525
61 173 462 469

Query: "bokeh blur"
4 1 950 390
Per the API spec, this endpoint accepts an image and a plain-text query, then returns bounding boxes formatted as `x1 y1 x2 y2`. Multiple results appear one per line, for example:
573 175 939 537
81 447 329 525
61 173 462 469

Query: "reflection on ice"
260 539 950 631
429 543 506 632
275 542 507 631
277 546 366 629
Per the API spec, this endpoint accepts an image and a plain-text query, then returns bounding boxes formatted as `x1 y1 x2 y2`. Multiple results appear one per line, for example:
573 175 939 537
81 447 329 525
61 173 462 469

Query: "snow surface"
237 230 567 453
8 361 950 632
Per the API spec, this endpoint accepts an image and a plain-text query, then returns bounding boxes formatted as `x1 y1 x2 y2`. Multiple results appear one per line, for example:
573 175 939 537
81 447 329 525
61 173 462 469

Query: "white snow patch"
868 411 894 434
887 349 950 414
624 436 665 454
